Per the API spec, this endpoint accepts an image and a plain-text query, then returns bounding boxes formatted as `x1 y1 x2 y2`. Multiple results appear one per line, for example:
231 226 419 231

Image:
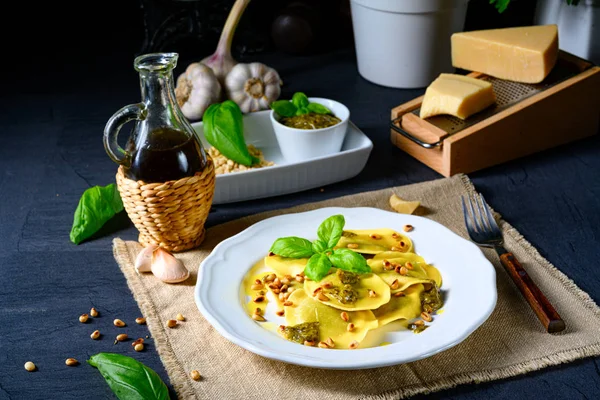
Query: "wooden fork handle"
500 252 566 333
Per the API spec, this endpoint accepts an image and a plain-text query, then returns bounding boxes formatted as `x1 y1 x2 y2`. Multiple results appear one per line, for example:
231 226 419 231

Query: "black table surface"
2 29 600 400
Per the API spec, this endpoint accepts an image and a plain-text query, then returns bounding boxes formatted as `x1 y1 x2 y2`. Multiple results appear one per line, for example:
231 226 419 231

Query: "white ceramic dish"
192 110 372 204
195 207 497 369
270 97 350 162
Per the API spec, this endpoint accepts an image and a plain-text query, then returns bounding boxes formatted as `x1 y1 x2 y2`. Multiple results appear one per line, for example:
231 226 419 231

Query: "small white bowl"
270 97 350 163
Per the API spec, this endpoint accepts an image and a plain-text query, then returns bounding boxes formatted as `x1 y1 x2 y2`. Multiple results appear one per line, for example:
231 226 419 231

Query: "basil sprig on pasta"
269 215 370 281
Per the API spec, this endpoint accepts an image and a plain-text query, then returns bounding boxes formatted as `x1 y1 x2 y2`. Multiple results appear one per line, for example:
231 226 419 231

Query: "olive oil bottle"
104 52 207 183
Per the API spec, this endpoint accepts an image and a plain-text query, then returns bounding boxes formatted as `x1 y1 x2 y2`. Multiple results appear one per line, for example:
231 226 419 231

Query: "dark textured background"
1 0 599 399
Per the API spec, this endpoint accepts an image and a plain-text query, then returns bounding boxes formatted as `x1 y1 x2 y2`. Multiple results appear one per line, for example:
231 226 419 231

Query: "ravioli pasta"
242 224 443 349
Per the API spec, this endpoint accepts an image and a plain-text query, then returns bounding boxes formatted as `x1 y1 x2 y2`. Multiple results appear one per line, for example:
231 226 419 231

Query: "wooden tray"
390 51 600 177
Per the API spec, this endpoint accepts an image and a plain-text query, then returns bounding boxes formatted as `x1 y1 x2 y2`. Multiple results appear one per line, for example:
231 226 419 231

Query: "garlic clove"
135 244 158 274
224 62 282 113
151 247 190 283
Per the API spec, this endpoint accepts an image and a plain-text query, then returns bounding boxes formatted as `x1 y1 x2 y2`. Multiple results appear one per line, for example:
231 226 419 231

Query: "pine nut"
405 262 413 270
134 343 144 352
349 341 359 349
399 266 408 276
252 314 265 321
392 233 399 238
382 259 391 267
325 337 335 347
166 319 177 328
421 312 432 322
347 243 359 249
264 273 276 283
281 284 288 292
254 307 262 315
176 313 186 321
131 338 144 347
295 275 304 283
272 288 281 295
276 310 285 317
24 361 36 372
65 358 78 366
414 320 424 327
116 334 128 342
368 290 377 298
403 225 413 232
90 330 101 340
312 287 323 295
369 233 381 239
278 292 286 301
318 341 330 348
340 312 349 322
303 340 315 346
190 370 201 381
113 319 126 327
251 283 263 290
317 292 329 302
135 317 146 325
347 323 355 332
79 314 89 323
90 308 99 317
268 251 275 256
390 279 400 290
321 282 333 289
287 287 296 294
273 277 281 287
283 301 293 307
281 277 291 286
394 291 405 297
253 295 265 303
254 279 262 285
400 241 405 247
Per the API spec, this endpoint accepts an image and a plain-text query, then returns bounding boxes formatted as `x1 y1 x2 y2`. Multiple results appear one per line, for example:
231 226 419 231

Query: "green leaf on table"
317 214 345 249
304 253 333 281
269 237 314 258
270 100 297 117
489 0 511 13
292 92 309 109
70 183 124 245
329 248 371 274
203 100 259 166
88 353 170 400
307 102 332 115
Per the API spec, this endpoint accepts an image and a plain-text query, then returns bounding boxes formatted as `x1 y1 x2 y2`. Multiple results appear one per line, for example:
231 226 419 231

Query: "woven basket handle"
103 103 147 167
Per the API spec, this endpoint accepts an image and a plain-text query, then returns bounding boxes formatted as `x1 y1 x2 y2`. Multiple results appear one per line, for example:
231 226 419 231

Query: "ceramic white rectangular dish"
192 110 373 204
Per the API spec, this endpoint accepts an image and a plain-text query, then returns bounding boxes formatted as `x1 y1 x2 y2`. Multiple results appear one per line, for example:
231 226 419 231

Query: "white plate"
192 111 373 204
195 207 497 369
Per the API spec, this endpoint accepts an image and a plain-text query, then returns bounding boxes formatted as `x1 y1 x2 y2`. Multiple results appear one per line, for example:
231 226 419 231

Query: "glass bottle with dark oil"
104 53 206 183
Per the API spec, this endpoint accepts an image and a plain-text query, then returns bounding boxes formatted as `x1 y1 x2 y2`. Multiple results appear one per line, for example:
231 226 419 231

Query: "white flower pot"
350 0 469 89
534 0 600 64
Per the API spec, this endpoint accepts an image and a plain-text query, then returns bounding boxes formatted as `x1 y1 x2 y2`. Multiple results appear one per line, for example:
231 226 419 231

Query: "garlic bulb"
135 244 157 274
175 63 222 121
151 247 190 283
225 63 282 113
201 0 251 83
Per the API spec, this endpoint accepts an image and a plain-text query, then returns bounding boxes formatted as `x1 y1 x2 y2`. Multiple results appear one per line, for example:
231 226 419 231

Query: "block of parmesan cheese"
451 25 559 83
420 74 496 120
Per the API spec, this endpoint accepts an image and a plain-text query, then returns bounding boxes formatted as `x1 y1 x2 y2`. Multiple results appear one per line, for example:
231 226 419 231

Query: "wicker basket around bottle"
116 158 215 252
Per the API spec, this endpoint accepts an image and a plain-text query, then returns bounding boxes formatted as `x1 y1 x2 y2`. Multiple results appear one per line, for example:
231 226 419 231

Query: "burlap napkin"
113 174 600 399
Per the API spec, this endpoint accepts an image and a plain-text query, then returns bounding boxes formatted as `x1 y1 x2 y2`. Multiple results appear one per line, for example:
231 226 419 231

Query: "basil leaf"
312 239 328 254
292 92 309 109
317 214 345 249
70 183 124 245
304 253 332 281
270 237 314 258
295 106 309 116
88 353 170 400
270 100 297 118
307 102 333 115
329 249 371 274
203 100 259 167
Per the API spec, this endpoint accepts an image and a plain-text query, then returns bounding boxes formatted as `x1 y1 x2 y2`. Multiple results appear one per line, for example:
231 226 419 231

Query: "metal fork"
462 193 565 333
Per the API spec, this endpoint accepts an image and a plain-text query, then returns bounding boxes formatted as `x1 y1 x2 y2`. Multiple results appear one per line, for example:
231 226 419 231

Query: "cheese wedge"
451 25 559 83
419 73 496 120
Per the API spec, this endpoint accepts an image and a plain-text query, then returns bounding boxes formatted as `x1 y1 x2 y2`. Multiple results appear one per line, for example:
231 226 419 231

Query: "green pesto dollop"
421 282 443 313
280 113 341 130
280 322 320 344
327 284 359 304
336 269 360 285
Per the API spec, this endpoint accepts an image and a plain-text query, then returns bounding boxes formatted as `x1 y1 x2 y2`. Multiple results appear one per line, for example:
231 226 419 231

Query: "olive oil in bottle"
125 127 205 183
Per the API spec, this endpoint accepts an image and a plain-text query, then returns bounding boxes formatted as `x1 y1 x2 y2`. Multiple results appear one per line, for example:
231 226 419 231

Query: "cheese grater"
389 51 600 176
391 55 589 148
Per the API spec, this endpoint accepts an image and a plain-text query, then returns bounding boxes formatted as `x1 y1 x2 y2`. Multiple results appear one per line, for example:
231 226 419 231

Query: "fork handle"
500 252 566 333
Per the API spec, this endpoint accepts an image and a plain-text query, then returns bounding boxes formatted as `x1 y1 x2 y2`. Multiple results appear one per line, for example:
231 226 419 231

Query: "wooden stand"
390 51 600 177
